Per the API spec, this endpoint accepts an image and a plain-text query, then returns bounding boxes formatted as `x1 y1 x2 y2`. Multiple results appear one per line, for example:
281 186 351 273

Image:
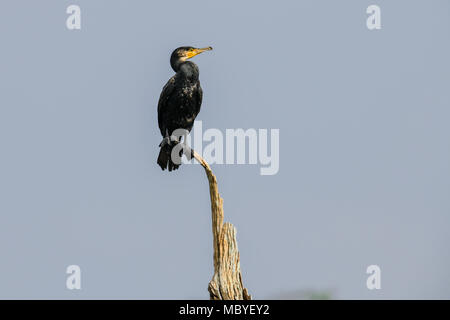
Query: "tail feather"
157 143 181 172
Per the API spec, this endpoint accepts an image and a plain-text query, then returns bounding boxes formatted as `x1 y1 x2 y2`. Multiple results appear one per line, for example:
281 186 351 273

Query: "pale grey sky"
0 0 449 299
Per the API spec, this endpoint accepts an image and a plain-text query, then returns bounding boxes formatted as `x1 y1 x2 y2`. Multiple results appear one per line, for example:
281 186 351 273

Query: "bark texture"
192 150 251 300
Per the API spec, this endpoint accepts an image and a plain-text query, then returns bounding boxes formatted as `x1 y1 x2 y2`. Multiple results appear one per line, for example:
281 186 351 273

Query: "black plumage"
157 46 212 171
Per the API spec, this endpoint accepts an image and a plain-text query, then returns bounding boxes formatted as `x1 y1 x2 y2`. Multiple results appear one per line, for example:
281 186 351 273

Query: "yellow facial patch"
185 50 198 59
185 47 213 59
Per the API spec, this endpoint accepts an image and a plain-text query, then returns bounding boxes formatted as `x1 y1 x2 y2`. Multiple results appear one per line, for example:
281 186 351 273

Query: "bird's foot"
169 135 180 144
159 135 180 147
159 136 171 147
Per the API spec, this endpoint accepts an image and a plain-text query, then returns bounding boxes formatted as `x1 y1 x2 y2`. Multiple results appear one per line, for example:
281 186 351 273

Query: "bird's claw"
169 135 180 144
159 136 171 147
159 135 180 147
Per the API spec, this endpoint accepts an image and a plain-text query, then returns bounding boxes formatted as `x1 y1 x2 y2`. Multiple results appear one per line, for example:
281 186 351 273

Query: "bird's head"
170 46 213 71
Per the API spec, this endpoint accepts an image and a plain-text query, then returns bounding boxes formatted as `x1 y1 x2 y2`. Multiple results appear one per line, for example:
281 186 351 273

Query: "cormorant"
157 46 212 171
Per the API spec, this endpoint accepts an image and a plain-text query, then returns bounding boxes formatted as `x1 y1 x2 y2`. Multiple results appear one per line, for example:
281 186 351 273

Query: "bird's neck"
170 58 184 72
176 61 199 81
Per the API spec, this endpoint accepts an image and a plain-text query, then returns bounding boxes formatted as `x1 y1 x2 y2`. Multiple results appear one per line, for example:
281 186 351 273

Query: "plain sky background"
0 0 449 299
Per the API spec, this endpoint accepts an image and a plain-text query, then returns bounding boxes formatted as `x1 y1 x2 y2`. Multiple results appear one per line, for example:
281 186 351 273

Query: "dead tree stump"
192 150 251 300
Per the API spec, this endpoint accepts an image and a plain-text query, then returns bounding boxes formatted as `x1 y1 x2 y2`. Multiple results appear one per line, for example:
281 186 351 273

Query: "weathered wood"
192 150 251 300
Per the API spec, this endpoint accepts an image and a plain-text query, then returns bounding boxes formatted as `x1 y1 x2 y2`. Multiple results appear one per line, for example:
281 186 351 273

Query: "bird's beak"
187 47 213 59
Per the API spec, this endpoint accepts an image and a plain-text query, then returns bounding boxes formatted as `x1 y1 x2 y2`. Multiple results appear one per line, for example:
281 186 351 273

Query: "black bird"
157 46 212 171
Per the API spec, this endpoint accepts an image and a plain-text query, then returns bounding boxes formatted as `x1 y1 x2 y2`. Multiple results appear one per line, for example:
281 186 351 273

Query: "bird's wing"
194 82 203 116
182 83 203 132
157 76 176 136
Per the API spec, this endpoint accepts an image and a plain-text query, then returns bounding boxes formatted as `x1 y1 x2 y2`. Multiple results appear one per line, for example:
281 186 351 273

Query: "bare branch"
191 150 251 300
